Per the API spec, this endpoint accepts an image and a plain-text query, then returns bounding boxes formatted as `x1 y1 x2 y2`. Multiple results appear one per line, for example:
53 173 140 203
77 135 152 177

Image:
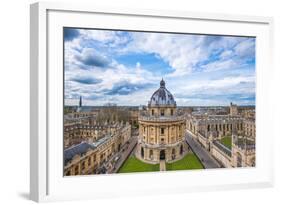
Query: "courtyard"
118 153 204 173
220 136 232 149
118 156 159 173
166 153 204 171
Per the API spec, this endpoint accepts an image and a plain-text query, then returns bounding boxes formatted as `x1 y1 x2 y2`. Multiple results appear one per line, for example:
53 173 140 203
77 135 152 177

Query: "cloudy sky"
64 28 255 106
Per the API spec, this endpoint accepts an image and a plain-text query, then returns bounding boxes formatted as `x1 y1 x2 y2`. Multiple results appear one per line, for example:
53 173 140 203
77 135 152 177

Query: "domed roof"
149 79 176 106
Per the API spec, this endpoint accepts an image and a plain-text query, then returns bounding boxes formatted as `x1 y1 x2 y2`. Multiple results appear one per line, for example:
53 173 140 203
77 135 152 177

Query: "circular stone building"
136 79 187 164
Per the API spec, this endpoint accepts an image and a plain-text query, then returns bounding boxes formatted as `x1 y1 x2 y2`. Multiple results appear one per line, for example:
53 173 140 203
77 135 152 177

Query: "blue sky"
64 28 255 106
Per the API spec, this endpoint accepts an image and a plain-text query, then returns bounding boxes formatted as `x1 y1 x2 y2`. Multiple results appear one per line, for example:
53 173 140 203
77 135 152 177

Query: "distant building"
243 118 256 139
186 102 255 168
230 102 238 116
77 96 82 112
64 122 125 148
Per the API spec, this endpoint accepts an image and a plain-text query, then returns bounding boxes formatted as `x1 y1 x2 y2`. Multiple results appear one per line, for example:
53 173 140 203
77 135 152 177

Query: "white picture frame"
30 2 274 202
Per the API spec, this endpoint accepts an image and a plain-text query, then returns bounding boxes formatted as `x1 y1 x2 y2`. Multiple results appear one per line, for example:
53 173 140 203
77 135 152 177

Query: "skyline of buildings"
63 80 255 175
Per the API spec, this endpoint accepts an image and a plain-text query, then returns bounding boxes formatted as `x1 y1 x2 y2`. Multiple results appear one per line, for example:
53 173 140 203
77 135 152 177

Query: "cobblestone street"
159 160 166 171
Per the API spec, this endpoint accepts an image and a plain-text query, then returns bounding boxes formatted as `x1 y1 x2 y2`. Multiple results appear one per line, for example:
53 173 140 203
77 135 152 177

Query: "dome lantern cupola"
148 79 176 107
160 78 165 88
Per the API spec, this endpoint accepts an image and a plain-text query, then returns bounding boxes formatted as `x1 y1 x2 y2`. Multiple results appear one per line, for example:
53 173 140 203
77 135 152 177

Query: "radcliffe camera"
63 28 256 175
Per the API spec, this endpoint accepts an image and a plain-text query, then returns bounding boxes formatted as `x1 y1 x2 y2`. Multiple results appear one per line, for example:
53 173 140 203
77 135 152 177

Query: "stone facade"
64 122 125 148
136 79 188 164
187 103 255 168
230 102 238 116
64 122 131 175
186 114 244 142
231 135 255 167
210 142 232 168
243 118 256 139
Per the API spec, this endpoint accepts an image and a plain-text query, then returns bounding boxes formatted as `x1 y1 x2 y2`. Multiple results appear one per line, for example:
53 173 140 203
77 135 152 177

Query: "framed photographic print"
30 2 274 202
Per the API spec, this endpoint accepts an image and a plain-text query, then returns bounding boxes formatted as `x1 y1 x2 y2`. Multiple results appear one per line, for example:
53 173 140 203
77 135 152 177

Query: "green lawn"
220 136 232 149
166 153 204 171
118 156 159 173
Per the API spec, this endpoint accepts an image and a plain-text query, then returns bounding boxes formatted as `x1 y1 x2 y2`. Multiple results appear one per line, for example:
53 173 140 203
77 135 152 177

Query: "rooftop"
64 142 95 165
148 79 176 107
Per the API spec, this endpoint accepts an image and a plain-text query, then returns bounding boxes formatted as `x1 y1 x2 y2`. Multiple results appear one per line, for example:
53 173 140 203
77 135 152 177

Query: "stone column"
147 125 149 143
146 124 149 144
155 125 158 144
176 125 179 142
167 125 170 144
157 125 160 144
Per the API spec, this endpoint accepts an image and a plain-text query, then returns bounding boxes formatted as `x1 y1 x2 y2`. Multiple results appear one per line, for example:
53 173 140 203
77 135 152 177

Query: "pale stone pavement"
185 131 221 169
107 135 138 173
160 160 166 171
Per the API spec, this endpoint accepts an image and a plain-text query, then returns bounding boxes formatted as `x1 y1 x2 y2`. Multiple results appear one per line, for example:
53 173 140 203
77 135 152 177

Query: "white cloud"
201 59 238 72
220 50 233 59
74 47 110 67
172 75 255 104
64 29 255 106
124 32 206 77
234 38 255 57
79 29 130 47
122 33 253 77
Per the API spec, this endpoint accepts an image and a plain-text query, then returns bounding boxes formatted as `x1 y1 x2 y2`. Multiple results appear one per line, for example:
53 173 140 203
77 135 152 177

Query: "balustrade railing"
138 139 182 148
138 115 185 122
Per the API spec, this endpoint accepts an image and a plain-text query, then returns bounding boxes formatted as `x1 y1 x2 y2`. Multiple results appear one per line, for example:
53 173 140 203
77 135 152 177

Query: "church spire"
79 96 82 107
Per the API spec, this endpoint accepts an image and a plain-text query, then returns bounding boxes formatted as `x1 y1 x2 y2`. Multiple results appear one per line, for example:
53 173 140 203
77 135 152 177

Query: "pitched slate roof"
64 142 95 165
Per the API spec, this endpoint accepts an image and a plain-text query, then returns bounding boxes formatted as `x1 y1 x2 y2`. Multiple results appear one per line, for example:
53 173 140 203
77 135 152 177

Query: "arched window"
152 109 154 116
171 109 173 116
180 145 183 155
172 148 176 160
141 147 144 158
149 150 153 159
160 150 165 160
75 166 79 175
161 109 164 116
